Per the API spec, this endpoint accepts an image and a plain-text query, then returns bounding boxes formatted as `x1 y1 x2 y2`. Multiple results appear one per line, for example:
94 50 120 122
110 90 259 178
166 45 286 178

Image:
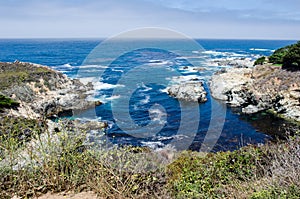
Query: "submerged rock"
168 82 207 103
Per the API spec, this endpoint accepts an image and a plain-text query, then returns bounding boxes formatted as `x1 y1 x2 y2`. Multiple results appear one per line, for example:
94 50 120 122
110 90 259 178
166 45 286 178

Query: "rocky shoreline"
0 62 106 136
208 57 255 68
210 64 300 122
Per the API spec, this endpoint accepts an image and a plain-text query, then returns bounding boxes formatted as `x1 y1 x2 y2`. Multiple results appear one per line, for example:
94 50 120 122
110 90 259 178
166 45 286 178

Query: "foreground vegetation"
0 116 300 198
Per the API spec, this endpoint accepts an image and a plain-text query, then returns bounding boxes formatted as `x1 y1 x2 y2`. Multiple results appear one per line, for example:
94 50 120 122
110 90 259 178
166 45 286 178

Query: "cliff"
0 62 106 150
0 61 96 119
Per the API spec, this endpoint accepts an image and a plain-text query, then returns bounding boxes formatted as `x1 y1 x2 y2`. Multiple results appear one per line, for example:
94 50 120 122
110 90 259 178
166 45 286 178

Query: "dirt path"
36 191 98 199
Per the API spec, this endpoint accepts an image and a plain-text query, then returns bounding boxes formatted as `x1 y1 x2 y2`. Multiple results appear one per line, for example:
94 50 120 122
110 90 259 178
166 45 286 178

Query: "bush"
251 185 300 199
254 56 266 66
269 46 291 64
0 95 19 111
282 41 300 70
167 147 263 198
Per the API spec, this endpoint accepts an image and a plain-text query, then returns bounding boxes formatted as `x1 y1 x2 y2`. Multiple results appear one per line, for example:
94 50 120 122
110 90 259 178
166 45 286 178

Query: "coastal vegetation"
255 41 300 70
253 56 266 66
0 95 19 111
1 120 300 198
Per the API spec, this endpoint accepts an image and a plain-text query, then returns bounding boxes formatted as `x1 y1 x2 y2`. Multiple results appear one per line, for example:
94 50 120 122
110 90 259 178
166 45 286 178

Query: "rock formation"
168 81 207 103
0 62 106 137
0 62 100 119
210 64 300 121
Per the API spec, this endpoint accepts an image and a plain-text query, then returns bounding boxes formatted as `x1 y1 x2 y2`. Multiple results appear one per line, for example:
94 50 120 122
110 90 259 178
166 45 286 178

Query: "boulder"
168 82 207 103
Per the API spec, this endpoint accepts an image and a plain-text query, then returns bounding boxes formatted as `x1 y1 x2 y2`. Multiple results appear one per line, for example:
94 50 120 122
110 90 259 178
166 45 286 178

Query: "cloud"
0 0 299 39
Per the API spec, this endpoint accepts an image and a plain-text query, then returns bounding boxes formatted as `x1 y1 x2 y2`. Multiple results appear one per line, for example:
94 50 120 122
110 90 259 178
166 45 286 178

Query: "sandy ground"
36 191 98 199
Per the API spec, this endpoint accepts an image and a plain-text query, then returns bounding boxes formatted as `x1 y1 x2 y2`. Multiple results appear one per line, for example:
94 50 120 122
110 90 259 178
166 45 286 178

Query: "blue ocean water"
0 39 296 151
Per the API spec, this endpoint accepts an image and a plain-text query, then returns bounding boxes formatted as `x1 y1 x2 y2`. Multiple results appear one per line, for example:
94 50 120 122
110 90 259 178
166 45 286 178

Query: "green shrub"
267 41 300 70
0 95 19 110
251 185 300 199
254 56 266 66
269 46 291 64
0 116 44 159
167 147 263 198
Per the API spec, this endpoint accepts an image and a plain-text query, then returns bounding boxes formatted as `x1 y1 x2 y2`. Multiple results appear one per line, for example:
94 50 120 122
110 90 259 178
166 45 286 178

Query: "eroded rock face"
168 82 207 103
210 64 300 121
0 62 97 119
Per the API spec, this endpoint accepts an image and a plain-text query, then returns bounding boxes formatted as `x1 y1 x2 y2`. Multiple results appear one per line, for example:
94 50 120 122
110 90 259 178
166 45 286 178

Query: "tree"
282 41 300 70
269 46 291 64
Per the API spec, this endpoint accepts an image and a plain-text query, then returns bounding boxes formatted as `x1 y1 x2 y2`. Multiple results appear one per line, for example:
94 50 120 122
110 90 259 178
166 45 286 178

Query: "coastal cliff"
210 64 300 122
0 61 97 119
0 62 106 147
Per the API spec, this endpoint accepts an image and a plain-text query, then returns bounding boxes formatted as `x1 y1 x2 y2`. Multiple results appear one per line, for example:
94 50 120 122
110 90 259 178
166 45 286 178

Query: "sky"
0 0 299 39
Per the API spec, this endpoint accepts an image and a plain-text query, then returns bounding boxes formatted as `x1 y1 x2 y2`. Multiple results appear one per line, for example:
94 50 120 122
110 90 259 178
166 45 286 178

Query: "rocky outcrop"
0 62 100 119
209 58 254 68
210 64 300 121
0 62 107 139
168 82 207 103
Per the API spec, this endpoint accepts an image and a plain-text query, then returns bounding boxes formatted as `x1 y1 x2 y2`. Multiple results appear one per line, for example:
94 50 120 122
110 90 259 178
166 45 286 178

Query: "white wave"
230 52 248 57
203 50 248 58
156 134 189 141
172 134 189 140
141 141 165 149
138 82 152 92
159 88 169 93
202 50 225 56
88 95 121 104
111 68 124 72
79 64 108 69
149 105 167 125
157 136 173 141
170 75 202 84
79 77 100 85
147 60 171 66
62 63 72 68
249 48 273 51
86 95 98 101
149 59 161 63
140 95 150 105
93 82 125 90
56 70 69 73
106 95 121 101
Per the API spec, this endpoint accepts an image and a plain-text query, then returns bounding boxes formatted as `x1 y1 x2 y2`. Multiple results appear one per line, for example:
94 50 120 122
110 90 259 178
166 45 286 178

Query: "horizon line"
0 37 298 41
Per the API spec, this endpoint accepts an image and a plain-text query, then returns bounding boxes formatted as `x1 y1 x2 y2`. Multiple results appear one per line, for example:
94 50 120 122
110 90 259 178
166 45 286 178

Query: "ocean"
0 38 297 152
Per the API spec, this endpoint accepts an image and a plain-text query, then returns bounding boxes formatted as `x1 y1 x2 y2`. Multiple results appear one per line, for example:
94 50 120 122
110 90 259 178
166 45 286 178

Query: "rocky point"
210 64 300 122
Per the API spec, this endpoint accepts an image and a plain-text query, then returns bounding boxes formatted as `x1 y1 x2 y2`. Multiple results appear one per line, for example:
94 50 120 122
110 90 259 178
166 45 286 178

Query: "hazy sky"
0 0 299 39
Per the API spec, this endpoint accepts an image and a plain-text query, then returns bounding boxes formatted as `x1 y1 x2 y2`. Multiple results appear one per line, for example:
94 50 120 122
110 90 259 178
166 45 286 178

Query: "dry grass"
0 119 171 199
1 117 300 198
217 135 300 198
